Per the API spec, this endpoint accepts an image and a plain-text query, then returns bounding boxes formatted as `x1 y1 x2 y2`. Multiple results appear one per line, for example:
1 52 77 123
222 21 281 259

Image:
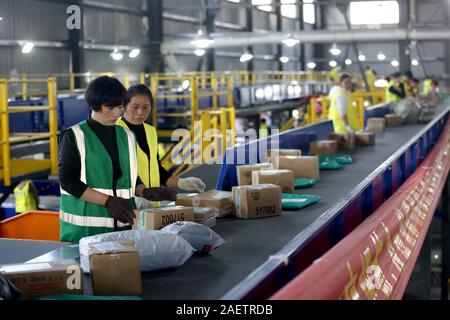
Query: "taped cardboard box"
366 117 386 132
89 240 141 296
329 132 355 150
264 149 301 162
355 131 376 146
134 206 195 230
385 114 403 127
0 259 83 300
236 163 272 185
232 184 282 219
193 207 217 227
309 140 338 155
175 190 234 217
252 169 295 193
273 156 320 180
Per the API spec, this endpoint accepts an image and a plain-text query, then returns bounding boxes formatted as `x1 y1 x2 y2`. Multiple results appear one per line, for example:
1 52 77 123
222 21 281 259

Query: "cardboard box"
0 259 83 300
193 207 218 227
385 114 403 127
273 156 320 180
366 117 386 132
252 169 295 193
134 206 195 230
175 190 234 217
309 140 338 155
265 149 301 162
89 240 141 296
355 131 376 146
236 163 272 185
329 132 356 150
232 184 282 219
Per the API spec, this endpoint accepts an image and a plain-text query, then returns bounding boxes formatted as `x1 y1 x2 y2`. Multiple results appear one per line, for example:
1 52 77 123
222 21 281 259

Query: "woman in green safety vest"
117 84 206 209
58 76 177 242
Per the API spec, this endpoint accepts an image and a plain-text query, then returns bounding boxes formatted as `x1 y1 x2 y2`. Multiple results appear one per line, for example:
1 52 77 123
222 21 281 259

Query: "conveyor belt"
1 105 447 299
0 239 70 264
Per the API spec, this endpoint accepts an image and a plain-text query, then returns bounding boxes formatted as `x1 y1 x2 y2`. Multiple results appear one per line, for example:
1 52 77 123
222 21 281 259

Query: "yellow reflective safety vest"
365 69 376 88
116 118 161 207
329 88 361 133
385 81 403 103
329 66 341 84
14 180 38 213
423 79 433 96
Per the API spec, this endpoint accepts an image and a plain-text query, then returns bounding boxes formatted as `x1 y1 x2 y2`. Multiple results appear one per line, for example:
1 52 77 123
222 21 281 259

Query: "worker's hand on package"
104 196 136 225
143 187 177 201
177 177 206 193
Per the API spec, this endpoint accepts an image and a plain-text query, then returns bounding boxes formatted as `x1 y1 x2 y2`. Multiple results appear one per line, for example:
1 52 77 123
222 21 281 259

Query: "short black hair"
404 70 413 79
85 76 129 111
392 72 402 78
127 84 154 108
339 73 352 83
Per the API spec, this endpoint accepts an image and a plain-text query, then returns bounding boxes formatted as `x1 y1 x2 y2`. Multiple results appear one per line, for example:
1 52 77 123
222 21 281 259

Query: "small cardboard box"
385 114 403 127
309 140 338 155
265 149 301 162
134 206 195 230
355 131 376 146
366 117 386 132
273 156 320 180
236 163 272 185
89 240 141 296
232 184 282 219
0 259 83 300
193 207 218 227
329 132 356 150
175 190 234 217
252 169 295 193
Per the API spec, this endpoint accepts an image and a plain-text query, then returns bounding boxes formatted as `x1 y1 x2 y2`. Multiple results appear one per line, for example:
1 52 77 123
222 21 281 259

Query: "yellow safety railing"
0 76 58 186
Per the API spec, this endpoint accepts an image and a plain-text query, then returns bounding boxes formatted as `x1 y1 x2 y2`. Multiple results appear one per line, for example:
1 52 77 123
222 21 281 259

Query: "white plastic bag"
161 221 225 254
79 229 194 273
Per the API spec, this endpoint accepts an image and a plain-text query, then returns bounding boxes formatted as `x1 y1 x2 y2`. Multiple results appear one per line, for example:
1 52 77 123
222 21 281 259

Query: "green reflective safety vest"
59 121 138 243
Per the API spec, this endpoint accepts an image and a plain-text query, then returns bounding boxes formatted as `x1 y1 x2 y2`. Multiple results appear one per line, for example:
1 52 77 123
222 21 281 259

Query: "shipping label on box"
273 156 320 180
89 240 141 296
355 131 376 146
265 149 301 162
232 184 282 219
236 163 272 185
385 114 403 127
252 169 295 193
134 206 195 230
309 140 338 155
0 259 83 300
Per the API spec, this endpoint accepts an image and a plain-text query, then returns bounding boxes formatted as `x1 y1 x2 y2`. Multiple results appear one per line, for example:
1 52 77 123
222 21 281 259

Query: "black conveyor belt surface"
139 107 446 299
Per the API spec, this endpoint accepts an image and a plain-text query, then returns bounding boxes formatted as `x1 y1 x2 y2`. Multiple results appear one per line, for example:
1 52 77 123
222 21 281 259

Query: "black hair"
127 84 154 108
413 78 420 84
392 72 402 78
404 70 413 79
339 73 351 83
85 76 129 112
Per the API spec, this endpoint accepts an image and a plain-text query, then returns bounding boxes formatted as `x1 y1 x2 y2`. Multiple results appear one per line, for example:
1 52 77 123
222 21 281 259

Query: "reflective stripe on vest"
60 211 129 228
329 88 361 133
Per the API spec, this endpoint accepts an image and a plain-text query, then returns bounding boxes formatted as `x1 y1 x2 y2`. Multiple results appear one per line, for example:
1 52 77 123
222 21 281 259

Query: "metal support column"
441 176 449 300
246 0 254 72
298 3 306 71
147 0 164 73
67 0 84 89
205 0 217 72
398 0 411 73
275 0 283 71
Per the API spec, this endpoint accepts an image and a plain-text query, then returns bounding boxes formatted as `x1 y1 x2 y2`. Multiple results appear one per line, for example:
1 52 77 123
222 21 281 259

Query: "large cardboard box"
232 184 282 219
193 207 217 228
265 149 301 162
355 131 376 146
175 190 234 217
0 259 83 300
252 169 295 193
309 140 338 155
134 206 195 230
236 163 272 185
273 156 320 180
366 117 386 132
385 114 403 127
89 240 141 296
329 132 355 150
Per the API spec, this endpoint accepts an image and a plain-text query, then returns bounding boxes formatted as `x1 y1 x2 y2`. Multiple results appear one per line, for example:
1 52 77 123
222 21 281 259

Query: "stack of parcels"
264 149 301 163
385 114 403 127
193 207 217 227
329 132 355 150
366 117 386 132
0 259 83 300
236 163 272 185
89 240 141 296
272 155 320 180
252 169 295 193
309 140 338 155
133 206 195 230
175 190 234 218
232 184 282 219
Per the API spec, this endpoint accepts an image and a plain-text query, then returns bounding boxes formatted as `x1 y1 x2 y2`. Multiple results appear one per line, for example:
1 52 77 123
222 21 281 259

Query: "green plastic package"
294 178 318 189
281 193 322 210
319 154 353 165
319 159 343 170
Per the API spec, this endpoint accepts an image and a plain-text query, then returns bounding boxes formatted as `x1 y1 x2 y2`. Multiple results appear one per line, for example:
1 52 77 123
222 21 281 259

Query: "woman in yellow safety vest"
328 73 361 133
116 84 206 209
385 72 406 103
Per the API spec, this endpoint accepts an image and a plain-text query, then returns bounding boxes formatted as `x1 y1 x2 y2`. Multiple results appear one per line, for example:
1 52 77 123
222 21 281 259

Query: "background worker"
364 66 377 89
329 63 344 85
385 72 406 103
328 73 361 133
58 76 177 242
117 84 206 209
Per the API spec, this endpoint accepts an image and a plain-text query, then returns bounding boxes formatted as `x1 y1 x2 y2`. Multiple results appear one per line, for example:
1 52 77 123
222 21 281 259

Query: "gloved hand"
104 196 136 225
143 187 177 201
177 177 206 193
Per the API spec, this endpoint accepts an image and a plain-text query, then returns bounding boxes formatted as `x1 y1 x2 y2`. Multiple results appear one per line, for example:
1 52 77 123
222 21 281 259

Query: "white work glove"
177 177 206 193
